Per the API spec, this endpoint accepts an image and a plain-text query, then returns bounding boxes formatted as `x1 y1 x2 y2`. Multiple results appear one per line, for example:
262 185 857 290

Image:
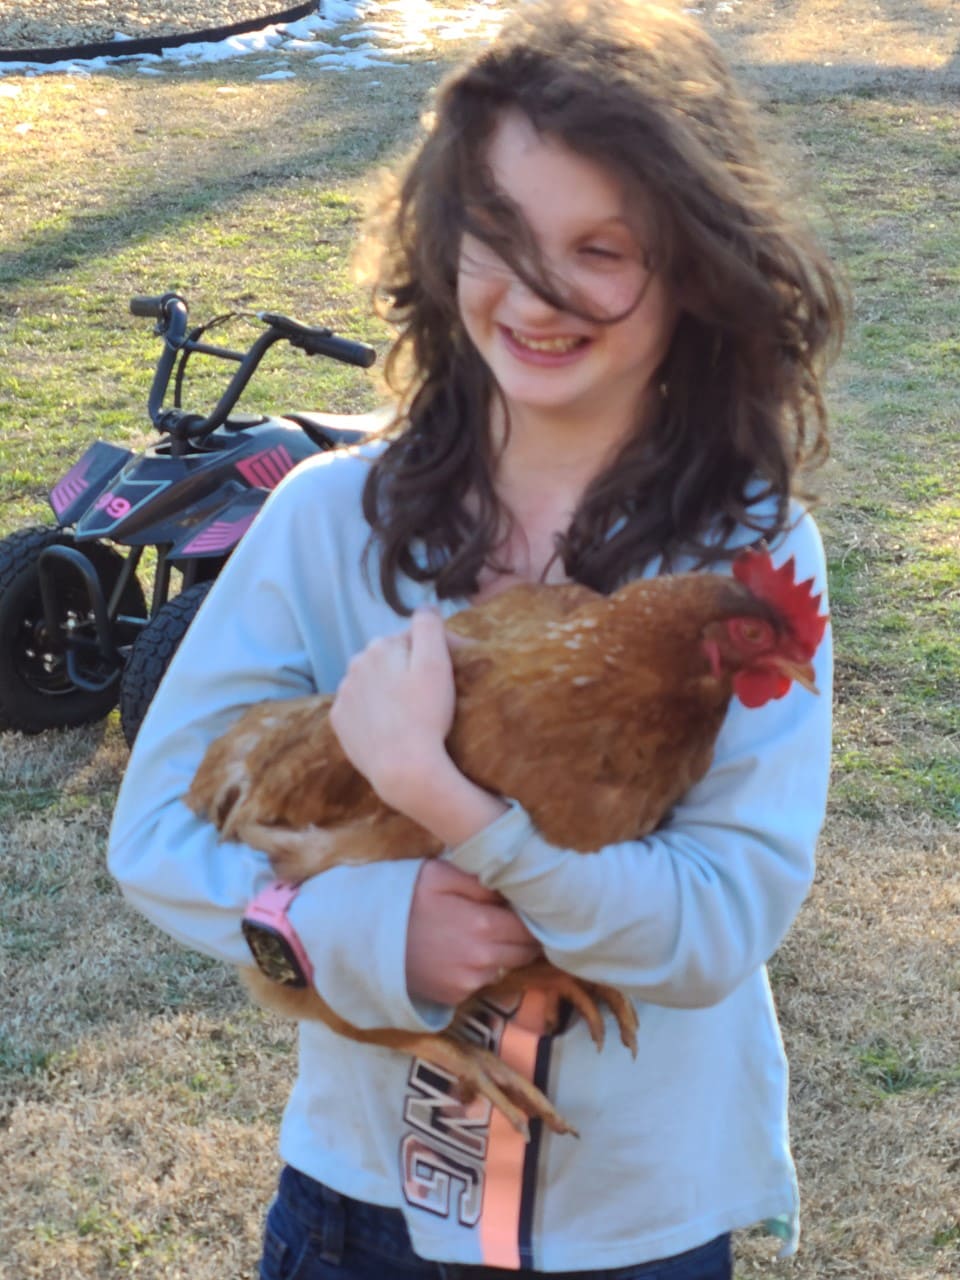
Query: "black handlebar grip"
258 312 376 368
308 333 378 368
130 295 169 318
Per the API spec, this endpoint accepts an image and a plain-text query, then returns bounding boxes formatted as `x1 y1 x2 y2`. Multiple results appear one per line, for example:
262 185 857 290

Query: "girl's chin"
495 381 595 420
490 347 597 413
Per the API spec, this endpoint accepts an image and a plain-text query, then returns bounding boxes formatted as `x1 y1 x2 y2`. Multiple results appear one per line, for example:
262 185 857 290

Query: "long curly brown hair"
359 0 845 613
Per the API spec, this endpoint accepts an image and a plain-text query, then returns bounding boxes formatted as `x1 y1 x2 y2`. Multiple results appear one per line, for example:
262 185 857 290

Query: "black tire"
0 526 147 733
119 581 214 747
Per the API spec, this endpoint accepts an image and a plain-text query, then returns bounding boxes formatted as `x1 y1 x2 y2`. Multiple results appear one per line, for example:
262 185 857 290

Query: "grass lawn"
1 2 958 1277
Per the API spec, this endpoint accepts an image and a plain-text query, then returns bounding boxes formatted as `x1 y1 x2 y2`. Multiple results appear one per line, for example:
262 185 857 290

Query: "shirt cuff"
444 799 540 884
287 858 455 1034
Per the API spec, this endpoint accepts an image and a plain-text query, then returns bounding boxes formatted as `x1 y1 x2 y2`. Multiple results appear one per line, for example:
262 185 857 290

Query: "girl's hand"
330 608 508 844
330 606 455 792
406 860 542 1006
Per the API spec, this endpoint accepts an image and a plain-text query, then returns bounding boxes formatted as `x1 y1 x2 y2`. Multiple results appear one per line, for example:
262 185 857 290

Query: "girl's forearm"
375 748 509 848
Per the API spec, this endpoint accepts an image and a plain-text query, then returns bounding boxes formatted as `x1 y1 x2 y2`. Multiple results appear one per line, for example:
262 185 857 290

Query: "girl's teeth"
509 329 583 353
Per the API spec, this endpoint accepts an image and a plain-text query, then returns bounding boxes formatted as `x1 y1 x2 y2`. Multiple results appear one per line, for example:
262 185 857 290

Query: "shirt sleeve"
107 456 451 1035
444 514 832 1009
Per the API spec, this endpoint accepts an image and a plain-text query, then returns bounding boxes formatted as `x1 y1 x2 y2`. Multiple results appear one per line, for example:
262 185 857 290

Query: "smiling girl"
109 3 845 1277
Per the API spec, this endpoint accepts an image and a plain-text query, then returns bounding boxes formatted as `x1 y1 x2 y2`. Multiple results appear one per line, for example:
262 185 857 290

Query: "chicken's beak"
767 655 819 695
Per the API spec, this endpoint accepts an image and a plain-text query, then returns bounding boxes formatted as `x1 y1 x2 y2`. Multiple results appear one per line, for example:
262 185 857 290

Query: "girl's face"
457 111 678 437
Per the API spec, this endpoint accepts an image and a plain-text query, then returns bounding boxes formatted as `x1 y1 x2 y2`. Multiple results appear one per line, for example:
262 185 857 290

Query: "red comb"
732 546 828 658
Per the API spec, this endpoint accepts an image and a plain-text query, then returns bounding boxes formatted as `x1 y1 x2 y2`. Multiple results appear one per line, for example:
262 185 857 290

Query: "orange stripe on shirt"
480 990 549 1269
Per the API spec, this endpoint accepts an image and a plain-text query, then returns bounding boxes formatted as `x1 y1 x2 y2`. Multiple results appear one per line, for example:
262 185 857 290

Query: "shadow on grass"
0 57 454 292
0 155 352 286
736 57 960 101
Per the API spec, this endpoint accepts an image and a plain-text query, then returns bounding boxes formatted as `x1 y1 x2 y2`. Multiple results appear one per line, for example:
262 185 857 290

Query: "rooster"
186 546 827 1136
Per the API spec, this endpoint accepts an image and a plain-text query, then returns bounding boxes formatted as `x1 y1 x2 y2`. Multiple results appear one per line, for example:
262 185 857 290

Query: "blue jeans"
259 1166 733 1280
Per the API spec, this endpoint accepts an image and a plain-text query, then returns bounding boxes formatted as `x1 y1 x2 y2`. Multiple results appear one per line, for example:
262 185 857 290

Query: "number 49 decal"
78 477 170 534
94 490 133 520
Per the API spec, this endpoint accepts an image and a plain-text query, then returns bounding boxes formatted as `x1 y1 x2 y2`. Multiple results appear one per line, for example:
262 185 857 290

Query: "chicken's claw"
482 961 639 1058
413 1031 579 1139
578 980 639 1058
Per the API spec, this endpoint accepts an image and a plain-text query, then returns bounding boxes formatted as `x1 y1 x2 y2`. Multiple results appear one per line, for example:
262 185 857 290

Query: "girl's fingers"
408 607 452 673
358 629 409 672
406 861 543 1004
444 631 476 651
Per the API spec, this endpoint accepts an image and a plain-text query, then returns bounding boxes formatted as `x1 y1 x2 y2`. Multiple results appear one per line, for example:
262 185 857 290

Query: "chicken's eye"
728 617 775 649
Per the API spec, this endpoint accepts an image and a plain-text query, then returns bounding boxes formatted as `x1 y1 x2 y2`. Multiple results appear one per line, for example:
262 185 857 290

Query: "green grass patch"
0 1036 57 1079
856 1036 960 1097
0 786 61 818
811 105 960 817
932 1223 960 1251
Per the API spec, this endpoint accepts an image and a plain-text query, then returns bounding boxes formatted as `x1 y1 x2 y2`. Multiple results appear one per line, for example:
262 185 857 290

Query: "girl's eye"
580 245 623 261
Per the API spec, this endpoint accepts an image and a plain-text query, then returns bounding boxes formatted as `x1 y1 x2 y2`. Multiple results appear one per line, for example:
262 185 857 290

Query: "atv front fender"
49 441 134 526
169 487 266 559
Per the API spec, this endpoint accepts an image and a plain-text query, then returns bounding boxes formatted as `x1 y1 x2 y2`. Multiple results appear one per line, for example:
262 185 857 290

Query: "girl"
108 2 844 1276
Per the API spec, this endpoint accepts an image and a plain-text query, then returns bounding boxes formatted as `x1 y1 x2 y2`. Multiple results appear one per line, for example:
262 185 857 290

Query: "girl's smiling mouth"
499 325 592 364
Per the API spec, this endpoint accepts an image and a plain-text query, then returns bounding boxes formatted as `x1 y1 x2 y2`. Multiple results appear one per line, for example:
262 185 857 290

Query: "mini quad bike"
0 291 382 745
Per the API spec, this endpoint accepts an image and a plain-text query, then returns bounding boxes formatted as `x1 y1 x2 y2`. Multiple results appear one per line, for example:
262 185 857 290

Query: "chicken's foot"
478 960 639 1058
240 967 576 1139
405 1031 579 1140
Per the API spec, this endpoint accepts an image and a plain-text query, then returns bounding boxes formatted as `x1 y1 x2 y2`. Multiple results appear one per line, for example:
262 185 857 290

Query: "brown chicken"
187 547 827 1136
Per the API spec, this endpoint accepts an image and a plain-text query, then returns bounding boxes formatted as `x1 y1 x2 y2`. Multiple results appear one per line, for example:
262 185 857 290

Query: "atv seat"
284 407 393 450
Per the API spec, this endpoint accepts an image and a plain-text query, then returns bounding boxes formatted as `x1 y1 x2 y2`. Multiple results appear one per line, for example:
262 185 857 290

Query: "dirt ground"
0 0 306 50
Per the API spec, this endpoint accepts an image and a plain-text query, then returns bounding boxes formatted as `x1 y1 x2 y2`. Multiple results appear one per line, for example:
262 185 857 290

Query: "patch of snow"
312 50 399 70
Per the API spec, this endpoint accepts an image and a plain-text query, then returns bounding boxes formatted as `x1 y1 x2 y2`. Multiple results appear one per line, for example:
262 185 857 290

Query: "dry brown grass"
703 0 960 92
1 722 295 1278
743 819 960 1278
1 2 959 1277
4 735 957 1277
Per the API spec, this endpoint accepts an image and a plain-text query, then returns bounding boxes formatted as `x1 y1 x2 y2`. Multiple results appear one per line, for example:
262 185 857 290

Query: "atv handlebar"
130 292 377 444
256 312 377 368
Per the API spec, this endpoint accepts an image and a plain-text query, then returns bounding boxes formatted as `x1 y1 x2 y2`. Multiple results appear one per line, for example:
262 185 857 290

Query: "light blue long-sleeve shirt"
108 445 832 1269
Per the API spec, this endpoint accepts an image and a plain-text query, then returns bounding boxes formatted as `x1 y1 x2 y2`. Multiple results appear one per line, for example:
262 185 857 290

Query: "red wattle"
733 668 791 708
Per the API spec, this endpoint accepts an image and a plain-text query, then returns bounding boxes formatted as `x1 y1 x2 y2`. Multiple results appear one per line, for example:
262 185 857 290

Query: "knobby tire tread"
120 581 213 746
